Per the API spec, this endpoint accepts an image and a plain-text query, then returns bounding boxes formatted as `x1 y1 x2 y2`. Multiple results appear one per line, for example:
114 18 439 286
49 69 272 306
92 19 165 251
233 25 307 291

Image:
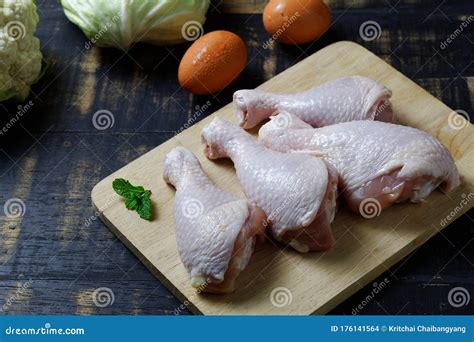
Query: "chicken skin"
259 113 460 215
163 147 266 293
201 118 338 253
233 76 393 129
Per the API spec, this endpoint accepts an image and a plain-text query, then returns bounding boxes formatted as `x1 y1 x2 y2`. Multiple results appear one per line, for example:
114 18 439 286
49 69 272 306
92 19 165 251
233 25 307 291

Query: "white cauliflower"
0 0 42 102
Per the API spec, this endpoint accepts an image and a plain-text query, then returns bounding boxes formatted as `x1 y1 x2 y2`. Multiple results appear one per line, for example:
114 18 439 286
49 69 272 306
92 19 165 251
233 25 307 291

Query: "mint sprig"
112 178 153 220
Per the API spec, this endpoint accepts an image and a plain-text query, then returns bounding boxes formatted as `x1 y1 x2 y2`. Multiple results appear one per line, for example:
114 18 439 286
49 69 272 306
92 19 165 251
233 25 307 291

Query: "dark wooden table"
0 0 472 315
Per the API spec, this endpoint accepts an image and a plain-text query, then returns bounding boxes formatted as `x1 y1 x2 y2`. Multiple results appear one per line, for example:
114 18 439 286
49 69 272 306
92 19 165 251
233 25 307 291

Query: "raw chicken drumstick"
163 146 266 293
259 113 460 215
233 76 393 129
201 117 338 253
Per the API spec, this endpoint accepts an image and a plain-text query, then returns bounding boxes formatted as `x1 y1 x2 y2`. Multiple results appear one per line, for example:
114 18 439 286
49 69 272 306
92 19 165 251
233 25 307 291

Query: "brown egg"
263 0 332 45
178 30 248 95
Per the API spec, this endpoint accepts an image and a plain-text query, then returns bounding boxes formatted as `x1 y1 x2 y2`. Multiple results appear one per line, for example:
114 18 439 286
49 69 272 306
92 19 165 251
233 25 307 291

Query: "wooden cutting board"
91 41 473 315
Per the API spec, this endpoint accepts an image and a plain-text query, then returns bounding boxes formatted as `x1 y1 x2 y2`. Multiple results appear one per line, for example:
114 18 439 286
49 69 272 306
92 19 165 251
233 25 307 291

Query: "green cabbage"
60 0 211 49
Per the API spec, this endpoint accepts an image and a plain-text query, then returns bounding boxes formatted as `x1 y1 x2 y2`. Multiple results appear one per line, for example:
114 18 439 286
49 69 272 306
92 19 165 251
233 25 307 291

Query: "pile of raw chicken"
163 76 460 294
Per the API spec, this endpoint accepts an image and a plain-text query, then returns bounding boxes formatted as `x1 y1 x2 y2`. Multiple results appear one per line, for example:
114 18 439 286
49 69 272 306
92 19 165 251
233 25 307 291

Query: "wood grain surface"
0 1 472 315
92 41 473 315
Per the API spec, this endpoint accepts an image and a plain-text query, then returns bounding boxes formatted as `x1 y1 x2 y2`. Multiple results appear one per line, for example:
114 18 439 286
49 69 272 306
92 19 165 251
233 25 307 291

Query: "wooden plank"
218 0 360 14
215 0 435 13
1 0 472 316
91 41 473 315
217 0 266 14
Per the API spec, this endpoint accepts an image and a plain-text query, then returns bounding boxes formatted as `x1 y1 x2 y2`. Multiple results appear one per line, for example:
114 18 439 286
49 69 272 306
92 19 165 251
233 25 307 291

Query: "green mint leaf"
124 196 139 210
112 178 131 196
138 192 152 220
113 178 146 196
113 178 153 221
